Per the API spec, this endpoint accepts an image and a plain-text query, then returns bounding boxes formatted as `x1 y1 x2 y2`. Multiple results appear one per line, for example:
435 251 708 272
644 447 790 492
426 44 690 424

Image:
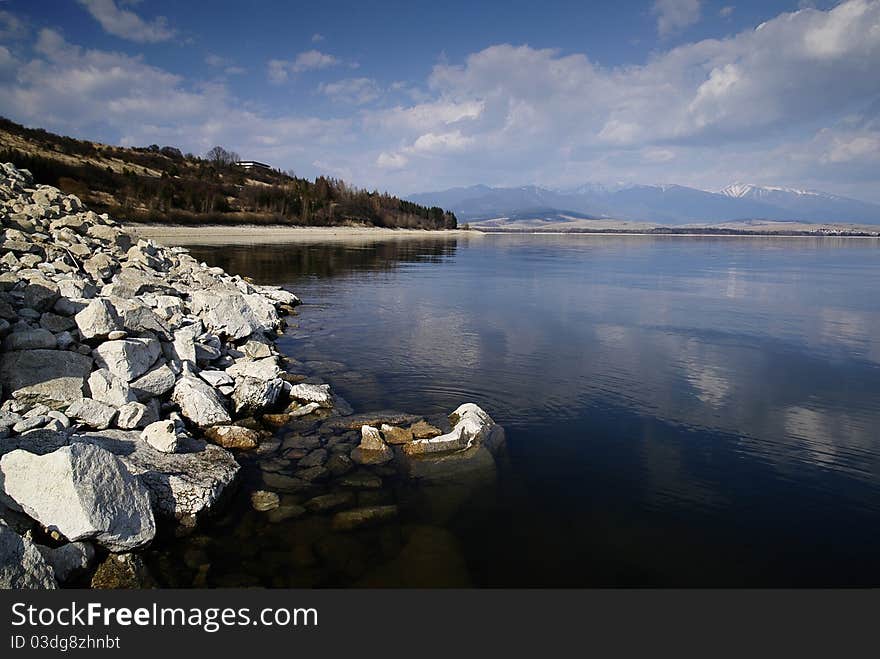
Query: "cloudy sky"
0 0 878 200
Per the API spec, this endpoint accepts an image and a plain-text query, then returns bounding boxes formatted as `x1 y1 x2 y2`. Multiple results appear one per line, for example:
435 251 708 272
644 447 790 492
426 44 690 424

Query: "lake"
164 233 880 586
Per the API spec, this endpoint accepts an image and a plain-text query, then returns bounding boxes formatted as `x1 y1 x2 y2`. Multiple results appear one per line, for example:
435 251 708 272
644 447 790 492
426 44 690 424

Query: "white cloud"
0 29 347 167
77 0 175 43
318 77 381 105
311 33 324 43
350 1 880 195
376 151 408 169
411 130 474 153
268 50 342 83
653 0 702 37
719 6 735 18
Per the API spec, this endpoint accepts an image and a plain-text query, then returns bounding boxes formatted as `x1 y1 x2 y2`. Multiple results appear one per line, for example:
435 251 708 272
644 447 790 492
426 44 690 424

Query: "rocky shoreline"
0 163 503 589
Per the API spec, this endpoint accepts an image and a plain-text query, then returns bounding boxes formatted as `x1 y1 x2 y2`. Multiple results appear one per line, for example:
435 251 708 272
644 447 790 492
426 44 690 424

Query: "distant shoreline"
127 224 478 244
127 223 880 243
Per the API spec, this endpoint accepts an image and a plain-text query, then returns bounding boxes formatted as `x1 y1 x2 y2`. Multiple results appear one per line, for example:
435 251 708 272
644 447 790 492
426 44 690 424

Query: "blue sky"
1 0 878 201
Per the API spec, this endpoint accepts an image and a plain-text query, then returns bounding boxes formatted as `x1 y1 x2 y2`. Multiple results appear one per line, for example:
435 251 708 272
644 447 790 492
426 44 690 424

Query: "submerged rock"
331 505 398 531
250 490 280 512
91 553 156 589
351 424 394 465
409 419 443 439
381 423 414 444
305 491 355 513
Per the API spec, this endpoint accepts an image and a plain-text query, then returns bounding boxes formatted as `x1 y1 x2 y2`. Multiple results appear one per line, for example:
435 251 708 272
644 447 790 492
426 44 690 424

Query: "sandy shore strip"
127 224 480 245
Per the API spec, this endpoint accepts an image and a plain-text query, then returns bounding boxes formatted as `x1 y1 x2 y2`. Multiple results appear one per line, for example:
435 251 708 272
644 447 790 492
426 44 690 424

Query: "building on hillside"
235 160 272 171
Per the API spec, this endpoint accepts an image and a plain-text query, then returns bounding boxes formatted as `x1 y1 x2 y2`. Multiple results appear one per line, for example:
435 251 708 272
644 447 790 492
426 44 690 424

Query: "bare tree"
205 146 240 167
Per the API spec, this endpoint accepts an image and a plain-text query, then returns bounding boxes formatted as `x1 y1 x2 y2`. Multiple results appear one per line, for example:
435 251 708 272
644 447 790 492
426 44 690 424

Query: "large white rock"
189 290 278 340
72 430 240 521
88 368 136 407
231 376 283 414
0 444 156 551
259 286 300 307
171 376 231 427
0 522 58 589
403 403 496 456
288 383 333 408
94 338 161 382
74 298 120 339
0 349 92 408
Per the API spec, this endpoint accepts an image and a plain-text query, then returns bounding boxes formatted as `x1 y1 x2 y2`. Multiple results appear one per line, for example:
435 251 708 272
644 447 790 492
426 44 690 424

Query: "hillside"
0 117 456 230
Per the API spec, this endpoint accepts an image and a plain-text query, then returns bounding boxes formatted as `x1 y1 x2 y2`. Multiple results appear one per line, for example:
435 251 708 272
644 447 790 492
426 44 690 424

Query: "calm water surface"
182 234 880 586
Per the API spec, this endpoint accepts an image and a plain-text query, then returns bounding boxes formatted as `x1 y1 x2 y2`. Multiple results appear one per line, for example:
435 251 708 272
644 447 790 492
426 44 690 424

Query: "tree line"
0 117 456 230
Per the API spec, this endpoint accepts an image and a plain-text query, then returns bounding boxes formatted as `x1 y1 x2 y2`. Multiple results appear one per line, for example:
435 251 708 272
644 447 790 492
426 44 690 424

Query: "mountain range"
408 182 880 226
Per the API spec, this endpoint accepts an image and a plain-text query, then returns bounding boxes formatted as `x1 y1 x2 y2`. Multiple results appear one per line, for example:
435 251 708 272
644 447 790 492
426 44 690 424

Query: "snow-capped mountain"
720 183 844 201
717 183 880 223
409 181 880 225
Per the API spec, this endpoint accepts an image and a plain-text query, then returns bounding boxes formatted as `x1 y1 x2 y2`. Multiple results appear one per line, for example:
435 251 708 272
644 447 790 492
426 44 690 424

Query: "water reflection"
179 234 880 586
185 238 459 283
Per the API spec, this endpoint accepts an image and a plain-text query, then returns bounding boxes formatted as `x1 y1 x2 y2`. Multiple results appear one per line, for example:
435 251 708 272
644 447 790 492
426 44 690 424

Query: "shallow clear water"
181 234 880 586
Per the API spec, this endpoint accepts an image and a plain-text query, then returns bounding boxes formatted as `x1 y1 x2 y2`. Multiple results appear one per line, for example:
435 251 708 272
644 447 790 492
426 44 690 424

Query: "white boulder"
231 376 283 413
94 338 161 382
171 376 231 427
0 444 156 551
72 430 240 521
288 383 333 408
74 298 120 340
88 368 136 407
